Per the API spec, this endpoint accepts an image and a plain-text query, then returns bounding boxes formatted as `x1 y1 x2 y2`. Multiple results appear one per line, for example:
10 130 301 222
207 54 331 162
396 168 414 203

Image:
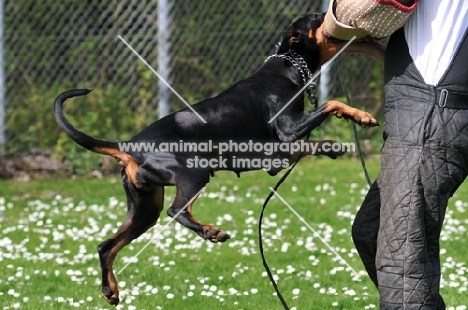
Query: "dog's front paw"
355 113 379 127
327 101 379 127
202 225 231 243
348 109 379 127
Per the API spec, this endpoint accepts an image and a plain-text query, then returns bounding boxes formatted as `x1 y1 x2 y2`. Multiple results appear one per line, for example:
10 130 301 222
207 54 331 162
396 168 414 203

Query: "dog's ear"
277 32 302 54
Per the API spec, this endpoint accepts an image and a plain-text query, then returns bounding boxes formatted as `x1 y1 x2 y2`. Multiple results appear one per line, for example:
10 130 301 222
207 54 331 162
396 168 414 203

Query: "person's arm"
345 41 386 63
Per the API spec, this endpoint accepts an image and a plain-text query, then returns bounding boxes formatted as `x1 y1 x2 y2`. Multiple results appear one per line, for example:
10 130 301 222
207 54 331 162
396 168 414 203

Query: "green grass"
0 158 467 309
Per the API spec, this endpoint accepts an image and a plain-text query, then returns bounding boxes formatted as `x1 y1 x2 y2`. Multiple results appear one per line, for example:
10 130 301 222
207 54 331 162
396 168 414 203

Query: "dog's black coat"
54 13 376 305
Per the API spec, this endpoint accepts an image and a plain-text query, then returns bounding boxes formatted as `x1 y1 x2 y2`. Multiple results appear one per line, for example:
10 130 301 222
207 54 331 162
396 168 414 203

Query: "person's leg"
376 128 425 309
376 98 468 309
374 77 434 309
417 106 468 309
352 179 381 287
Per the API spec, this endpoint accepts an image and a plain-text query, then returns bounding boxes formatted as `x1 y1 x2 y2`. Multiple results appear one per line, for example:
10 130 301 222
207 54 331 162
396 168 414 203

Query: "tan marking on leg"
181 195 228 243
323 100 378 126
100 218 134 305
94 147 142 188
100 186 164 305
323 100 350 117
186 196 204 226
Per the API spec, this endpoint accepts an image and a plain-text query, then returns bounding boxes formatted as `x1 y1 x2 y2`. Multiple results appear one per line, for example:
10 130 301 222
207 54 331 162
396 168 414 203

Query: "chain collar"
265 50 318 106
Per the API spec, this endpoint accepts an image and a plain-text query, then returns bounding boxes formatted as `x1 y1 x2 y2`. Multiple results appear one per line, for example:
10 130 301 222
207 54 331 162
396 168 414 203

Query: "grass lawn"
0 157 467 309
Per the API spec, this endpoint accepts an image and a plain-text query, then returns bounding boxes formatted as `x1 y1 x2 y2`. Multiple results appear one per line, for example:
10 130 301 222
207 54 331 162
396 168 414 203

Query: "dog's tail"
54 89 141 187
54 89 120 153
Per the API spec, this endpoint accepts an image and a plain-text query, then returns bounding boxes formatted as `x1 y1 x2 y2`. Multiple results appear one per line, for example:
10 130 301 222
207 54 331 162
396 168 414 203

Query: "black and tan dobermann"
54 13 378 305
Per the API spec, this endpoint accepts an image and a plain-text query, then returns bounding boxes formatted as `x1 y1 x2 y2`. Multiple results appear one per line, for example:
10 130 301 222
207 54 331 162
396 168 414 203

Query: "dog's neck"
265 50 318 104
265 50 314 84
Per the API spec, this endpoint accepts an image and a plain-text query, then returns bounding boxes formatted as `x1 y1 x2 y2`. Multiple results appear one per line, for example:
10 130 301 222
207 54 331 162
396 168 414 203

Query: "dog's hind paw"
203 225 231 243
102 290 119 306
317 140 347 159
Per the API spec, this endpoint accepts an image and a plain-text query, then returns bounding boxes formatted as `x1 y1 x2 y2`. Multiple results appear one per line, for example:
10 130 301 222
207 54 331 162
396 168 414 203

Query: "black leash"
336 57 372 187
258 147 303 310
258 90 316 310
258 57 373 309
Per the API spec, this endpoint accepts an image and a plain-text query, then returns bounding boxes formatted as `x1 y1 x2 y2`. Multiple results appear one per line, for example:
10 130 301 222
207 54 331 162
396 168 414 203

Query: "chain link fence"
2 0 383 176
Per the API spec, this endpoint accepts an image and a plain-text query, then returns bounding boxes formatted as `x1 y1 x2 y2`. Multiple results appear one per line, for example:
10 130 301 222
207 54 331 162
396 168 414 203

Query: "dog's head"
277 13 344 72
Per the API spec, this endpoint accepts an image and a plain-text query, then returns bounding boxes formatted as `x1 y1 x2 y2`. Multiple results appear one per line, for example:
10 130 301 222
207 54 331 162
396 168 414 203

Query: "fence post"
0 0 6 153
157 0 172 118
319 0 330 104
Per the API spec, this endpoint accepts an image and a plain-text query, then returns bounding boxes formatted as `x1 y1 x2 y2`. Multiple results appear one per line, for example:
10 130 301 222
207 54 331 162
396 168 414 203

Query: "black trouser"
352 30 468 309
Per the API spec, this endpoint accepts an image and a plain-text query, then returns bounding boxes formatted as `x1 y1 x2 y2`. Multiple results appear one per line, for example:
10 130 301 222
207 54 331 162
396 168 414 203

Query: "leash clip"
439 89 448 108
